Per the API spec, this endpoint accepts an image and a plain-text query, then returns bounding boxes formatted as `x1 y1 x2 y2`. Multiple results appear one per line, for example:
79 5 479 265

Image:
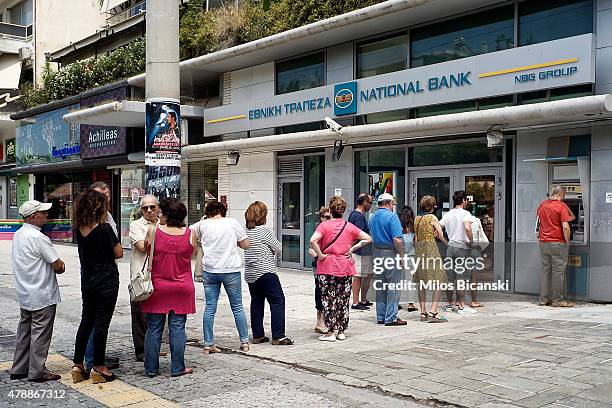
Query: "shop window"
415 100 476 117
409 141 503 167
276 121 322 134
356 33 409 79
517 90 548 105
276 52 325 95
549 84 593 101
355 149 406 211
411 5 514 68
519 0 593 46
188 160 218 225
477 95 514 110
365 109 411 124
120 168 146 248
304 155 325 267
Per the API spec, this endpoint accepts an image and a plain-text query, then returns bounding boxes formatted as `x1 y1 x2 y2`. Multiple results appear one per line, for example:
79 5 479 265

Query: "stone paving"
1 241 612 407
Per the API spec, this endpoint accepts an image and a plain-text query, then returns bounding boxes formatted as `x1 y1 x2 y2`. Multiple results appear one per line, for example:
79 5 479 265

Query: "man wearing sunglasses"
129 194 160 361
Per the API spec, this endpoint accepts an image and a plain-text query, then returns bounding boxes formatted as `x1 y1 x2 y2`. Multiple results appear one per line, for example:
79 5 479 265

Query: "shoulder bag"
314 221 348 266
128 226 156 302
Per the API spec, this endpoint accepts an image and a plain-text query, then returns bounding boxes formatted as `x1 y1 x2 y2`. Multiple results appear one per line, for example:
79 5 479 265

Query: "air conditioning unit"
18 46 33 62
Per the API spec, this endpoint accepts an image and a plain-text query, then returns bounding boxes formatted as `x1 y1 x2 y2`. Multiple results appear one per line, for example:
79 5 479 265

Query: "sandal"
471 302 484 308
91 367 116 384
407 304 418 312
203 345 221 354
314 326 327 334
420 312 428 322
252 336 270 344
427 312 448 323
240 343 250 352
71 365 90 383
171 367 193 377
272 337 294 345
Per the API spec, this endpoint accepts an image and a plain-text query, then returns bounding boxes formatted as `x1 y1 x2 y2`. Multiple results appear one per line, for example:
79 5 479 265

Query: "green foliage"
20 38 146 109
21 0 386 109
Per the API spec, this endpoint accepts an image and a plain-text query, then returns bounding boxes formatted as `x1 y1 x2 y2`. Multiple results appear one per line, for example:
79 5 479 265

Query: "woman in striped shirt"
244 201 293 346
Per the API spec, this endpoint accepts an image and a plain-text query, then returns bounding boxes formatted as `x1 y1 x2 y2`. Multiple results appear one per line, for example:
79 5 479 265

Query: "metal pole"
144 0 182 201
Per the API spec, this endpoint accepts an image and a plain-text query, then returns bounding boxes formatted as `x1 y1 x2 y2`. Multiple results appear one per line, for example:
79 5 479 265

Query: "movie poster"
145 101 181 198
368 171 397 211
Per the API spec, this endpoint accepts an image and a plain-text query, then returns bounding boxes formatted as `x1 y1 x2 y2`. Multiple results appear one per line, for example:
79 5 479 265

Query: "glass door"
278 178 302 268
460 169 504 285
409 171 455 219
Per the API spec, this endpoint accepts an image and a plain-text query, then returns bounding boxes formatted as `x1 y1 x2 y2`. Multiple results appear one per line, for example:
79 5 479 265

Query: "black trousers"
130 301 147 357
314 275 323 311
248 273 286 340
73 286 118 366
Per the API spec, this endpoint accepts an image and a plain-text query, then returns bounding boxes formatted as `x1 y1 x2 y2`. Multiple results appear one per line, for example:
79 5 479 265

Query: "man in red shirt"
536 186 575 307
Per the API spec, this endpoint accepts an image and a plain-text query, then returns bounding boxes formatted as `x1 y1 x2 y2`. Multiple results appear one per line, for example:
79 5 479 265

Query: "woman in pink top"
142 199 196 377
310 197 372 342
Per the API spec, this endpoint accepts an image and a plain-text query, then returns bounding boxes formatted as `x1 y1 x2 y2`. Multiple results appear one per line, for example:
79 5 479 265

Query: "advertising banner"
5 138 15 163
80 88 127 159
145 101 181 198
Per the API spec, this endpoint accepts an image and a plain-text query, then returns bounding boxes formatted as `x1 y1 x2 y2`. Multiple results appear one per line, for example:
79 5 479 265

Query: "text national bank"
248 72 472 120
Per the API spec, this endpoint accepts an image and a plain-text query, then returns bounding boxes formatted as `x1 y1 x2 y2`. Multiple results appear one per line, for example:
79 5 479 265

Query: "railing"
107 1 146 26
0 22 32 39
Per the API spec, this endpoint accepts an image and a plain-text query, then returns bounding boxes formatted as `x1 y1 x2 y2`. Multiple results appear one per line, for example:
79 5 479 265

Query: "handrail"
0 22 32 39
107 1 146 25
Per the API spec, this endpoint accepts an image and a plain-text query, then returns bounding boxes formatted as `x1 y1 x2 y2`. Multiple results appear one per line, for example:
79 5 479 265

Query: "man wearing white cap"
10 200 65 382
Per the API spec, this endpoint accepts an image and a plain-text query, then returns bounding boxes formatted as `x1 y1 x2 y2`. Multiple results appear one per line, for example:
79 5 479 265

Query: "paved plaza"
1 241 612 407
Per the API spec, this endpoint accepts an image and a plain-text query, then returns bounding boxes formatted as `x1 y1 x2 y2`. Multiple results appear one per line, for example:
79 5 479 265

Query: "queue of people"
9 184 575 383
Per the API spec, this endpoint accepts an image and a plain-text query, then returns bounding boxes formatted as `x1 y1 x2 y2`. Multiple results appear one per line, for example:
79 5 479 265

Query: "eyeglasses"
141 205 157 211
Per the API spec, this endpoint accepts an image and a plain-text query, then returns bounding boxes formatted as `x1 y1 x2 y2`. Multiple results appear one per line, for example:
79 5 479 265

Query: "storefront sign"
80 88 128 159
16 105 80 166
80 125 126 158
5 138 15 162
16 175 29 208
204 34 594 136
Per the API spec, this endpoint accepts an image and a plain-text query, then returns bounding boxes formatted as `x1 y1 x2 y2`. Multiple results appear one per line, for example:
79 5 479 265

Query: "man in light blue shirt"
369 193 406 326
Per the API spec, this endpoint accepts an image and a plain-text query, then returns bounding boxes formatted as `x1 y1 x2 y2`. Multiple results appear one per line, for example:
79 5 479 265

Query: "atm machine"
549 162 589 299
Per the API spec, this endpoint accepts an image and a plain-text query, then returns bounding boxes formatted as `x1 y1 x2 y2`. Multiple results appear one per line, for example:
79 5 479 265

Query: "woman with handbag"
310 197 372 342
141 198 196 377
71 190 123 384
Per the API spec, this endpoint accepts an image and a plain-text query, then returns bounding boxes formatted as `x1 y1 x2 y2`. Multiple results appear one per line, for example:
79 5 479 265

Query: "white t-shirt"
440 208 472 247
11 223 61 311
198 217 248 273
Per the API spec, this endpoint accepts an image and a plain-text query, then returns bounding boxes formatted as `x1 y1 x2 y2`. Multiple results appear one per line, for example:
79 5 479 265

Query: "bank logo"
334 82 357 116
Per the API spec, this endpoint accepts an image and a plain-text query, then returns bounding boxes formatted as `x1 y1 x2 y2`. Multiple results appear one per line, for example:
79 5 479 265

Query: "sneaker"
319 333 337 342
444 304 455 312
456 305 477 315
351 303 369 310
462 305 477 314
360 300 374 307
336 332 346 341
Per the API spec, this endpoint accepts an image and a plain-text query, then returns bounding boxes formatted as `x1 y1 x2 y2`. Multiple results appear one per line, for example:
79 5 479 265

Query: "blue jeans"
203 272 249 346
144 311 186 376
374 249 402 324
84 331 94 370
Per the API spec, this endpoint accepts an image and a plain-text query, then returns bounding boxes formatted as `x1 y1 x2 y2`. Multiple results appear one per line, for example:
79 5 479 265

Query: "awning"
0 58 21 89
13 155 138 175
182 94 612 159
62 101 205 127
106 0 126 10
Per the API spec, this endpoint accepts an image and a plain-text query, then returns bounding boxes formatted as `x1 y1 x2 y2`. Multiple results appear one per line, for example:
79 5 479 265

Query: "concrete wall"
230 62 275 103
227 152 276 229
324 145 353 215
588 123 612 301
326 42 353 85
596 0 612 94
34 0 106 85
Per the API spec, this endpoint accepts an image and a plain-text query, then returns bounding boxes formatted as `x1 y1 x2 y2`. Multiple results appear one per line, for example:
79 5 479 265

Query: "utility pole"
144 0 181 201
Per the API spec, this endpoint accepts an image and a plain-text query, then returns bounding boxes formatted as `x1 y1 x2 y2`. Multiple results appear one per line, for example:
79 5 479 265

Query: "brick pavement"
1 241 612 407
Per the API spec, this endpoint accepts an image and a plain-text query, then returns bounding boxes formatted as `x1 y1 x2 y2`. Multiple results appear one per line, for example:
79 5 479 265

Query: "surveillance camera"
324 117 343 134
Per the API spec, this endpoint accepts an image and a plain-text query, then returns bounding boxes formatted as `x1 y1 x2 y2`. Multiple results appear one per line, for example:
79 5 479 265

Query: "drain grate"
0 327 16 348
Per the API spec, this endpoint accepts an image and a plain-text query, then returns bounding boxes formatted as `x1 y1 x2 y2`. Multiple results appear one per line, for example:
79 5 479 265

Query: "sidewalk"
2 241 612 408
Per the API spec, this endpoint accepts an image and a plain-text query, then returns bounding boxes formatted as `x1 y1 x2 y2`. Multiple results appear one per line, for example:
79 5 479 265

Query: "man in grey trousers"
10 200 65 382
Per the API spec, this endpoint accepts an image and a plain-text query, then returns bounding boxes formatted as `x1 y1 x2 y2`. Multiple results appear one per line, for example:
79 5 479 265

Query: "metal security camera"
324 117 343 134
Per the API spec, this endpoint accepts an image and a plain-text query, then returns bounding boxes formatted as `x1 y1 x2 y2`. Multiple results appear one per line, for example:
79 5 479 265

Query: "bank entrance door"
278 178 302 269
410 168 504 284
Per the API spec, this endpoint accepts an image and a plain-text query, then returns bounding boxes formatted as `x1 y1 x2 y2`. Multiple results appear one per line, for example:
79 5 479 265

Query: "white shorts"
352 254 372 278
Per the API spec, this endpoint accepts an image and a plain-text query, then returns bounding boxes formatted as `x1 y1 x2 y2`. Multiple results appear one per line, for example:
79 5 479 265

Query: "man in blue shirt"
369 193 406 326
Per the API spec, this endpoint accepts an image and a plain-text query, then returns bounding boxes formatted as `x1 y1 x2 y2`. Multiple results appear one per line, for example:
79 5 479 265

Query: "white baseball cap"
19 200 52 217
377 193 395 203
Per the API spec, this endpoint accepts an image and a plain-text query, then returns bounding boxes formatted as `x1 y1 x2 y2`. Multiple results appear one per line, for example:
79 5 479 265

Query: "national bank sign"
204 34 594 136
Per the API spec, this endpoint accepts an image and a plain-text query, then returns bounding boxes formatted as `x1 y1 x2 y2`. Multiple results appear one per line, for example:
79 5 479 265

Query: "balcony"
107 1 146 26
0 22 32 54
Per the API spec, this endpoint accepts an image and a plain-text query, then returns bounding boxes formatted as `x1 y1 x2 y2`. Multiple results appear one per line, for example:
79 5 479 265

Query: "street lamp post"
144 0 182 201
